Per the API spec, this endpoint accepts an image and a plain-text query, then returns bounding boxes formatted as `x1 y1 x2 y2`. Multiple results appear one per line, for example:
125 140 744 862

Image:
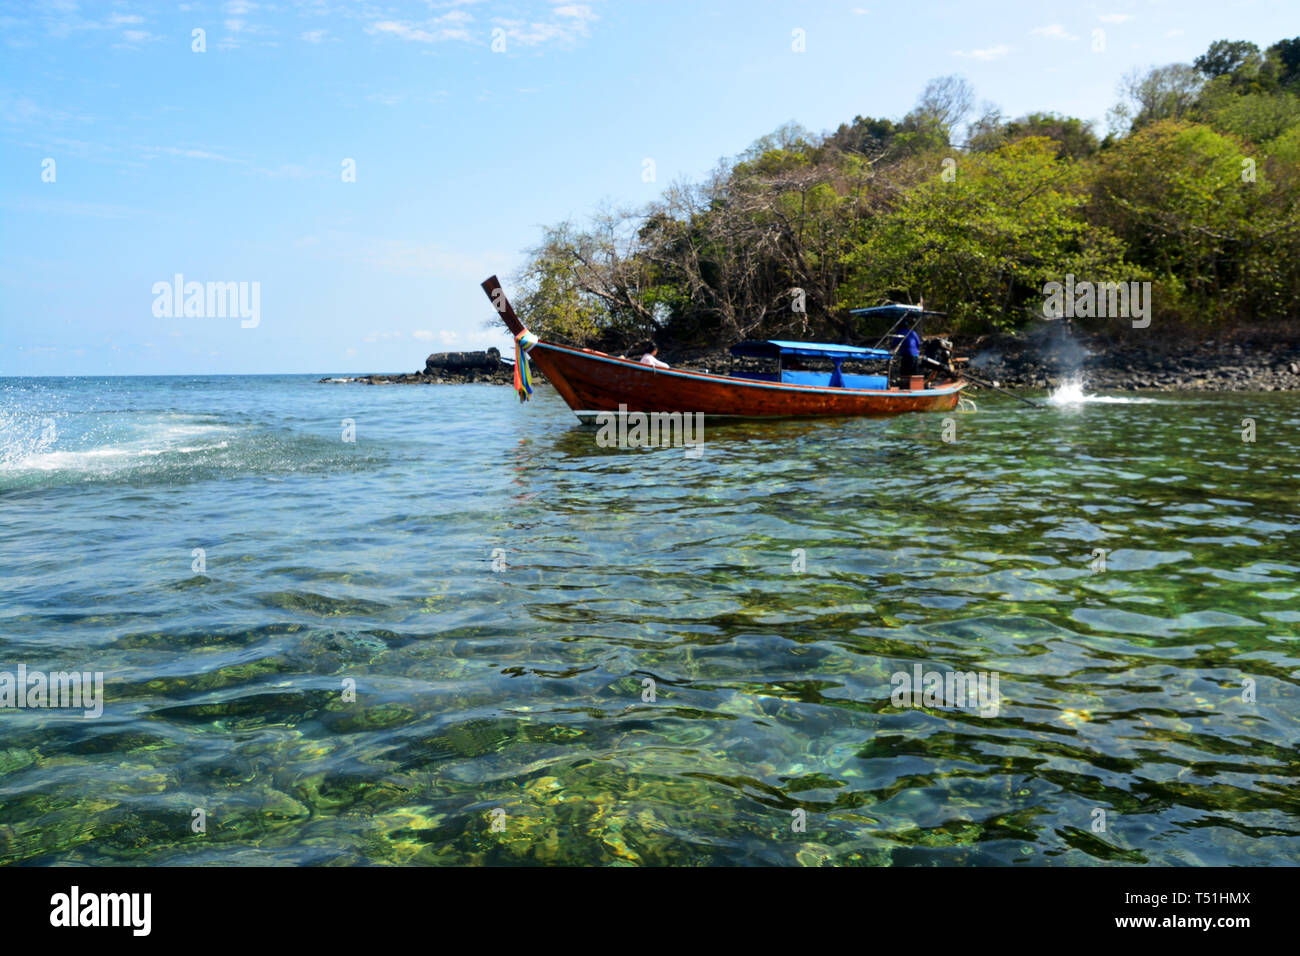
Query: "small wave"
1 420 235 476
136 442 230 457
1048 378 1156 406
0 409 381 492
0 409 59 471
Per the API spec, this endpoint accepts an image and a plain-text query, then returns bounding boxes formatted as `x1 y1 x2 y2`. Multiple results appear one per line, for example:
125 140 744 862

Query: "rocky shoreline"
321 368 516 386
956 325 1300 393
321 330 1300 392
319 348 516 386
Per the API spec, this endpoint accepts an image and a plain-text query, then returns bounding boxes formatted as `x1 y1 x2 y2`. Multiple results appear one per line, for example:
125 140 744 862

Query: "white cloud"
144 146 242 163
489 3 599 48
413 330 435 340
26 5 154 40
553 4 596 21
954 44 1010 61
301 29 327 43
366 11 474 44
1031 24 1077 41
216 1 274 47
261 163 322 179
367 20 469 43
492 18 563 47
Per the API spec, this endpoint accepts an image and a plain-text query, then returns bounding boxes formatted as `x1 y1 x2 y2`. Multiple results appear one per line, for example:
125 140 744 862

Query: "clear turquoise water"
1 375 1297 865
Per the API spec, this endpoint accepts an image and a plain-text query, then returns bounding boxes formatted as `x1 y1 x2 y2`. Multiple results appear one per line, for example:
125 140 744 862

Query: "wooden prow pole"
928 358 1043 409
481 275 526 338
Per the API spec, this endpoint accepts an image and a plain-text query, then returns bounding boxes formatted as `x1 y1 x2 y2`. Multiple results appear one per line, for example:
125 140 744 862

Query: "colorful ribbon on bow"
514 330 539 402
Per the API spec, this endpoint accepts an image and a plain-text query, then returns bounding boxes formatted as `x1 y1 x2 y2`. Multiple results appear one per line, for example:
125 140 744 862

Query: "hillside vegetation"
511 37 1300 349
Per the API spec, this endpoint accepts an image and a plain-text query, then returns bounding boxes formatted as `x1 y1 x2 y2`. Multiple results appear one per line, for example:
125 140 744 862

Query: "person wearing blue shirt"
899 327 921 381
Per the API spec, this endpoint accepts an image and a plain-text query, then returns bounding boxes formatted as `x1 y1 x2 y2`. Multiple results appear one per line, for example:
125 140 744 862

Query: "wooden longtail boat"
482 275 967 421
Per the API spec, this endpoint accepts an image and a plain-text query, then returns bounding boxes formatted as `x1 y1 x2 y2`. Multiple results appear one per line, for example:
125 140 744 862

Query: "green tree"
1089 120 1300 320
970 112 1100 160
1110 63 1205 132
1268 37 1300 88
1195 40 1261 78
826 115 900 157
841 138 1132 330
1201 82 1300 143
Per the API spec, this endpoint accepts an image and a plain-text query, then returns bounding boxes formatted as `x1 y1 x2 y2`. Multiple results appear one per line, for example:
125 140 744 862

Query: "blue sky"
1 0 1295 375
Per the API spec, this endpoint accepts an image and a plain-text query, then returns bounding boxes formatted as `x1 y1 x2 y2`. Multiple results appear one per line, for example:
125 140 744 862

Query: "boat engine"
923 337 956 376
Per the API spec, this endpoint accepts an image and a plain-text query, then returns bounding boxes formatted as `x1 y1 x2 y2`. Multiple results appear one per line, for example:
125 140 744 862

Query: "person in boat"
640 344 670 369
898 326 921 381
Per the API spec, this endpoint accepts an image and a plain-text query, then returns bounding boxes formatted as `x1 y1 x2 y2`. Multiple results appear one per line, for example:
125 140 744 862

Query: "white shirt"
640 353 670 368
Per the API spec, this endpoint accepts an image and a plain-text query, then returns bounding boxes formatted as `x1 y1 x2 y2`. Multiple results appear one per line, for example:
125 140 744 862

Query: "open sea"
1 374 1297 865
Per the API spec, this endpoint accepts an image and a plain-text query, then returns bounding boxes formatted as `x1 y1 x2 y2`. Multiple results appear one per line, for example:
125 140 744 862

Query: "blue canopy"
849 304 928 319
730 340 891 361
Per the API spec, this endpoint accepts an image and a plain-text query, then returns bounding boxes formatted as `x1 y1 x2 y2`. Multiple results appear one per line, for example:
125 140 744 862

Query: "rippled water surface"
1 375 1298 865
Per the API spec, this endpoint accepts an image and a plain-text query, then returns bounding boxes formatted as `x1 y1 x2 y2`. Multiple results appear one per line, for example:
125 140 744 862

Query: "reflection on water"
0 376 1297 865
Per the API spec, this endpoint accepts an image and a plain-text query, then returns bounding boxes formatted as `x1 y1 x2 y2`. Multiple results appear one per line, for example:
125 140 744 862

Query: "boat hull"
528 341 965 419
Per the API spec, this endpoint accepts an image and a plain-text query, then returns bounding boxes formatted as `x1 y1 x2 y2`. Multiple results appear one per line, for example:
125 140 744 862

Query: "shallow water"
1 375 1297 865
